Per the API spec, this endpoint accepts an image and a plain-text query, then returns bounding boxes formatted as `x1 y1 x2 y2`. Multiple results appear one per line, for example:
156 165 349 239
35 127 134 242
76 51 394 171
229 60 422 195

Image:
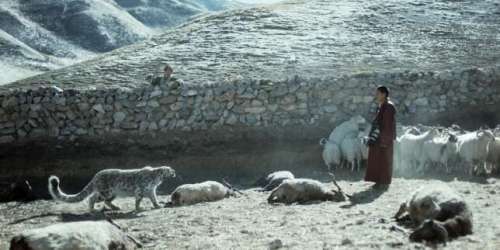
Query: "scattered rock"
150 89 163 98
148 100 160 108
92 104 105 114
113 112 127 123
414 97 429 106
323 105 338 113
341 238 353 245
269 239 283 250
245 107 266 114
355 219 365 225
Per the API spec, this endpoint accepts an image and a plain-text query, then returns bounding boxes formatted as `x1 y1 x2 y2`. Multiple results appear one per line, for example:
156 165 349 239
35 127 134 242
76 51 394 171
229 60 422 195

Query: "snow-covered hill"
0 0 236 84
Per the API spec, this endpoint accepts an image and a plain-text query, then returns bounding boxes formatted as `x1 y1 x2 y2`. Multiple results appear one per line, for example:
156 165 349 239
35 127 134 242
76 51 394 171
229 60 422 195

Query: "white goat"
359 127 370 161
327 115 366 143
493 127 500 137
456 129 495 175
320 138 341 170
340 137 364 172
486 137 500 173
9 221 139 250
398 128 440 172
170 181 234 206
421 133 458 173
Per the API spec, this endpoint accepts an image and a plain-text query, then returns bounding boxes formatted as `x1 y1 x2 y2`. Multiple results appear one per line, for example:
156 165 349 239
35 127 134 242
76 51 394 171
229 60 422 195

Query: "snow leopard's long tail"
48 175 95 203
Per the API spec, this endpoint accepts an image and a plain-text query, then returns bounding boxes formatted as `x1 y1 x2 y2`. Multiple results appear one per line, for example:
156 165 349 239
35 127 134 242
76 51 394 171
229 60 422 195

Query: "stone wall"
1 67 499 144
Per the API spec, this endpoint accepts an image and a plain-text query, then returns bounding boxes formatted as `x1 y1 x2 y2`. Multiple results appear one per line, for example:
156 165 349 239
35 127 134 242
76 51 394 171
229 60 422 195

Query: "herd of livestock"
320 115 500 176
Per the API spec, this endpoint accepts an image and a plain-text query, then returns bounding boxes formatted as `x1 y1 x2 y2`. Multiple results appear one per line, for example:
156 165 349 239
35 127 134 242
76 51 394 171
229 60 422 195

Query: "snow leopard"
49 166 176 212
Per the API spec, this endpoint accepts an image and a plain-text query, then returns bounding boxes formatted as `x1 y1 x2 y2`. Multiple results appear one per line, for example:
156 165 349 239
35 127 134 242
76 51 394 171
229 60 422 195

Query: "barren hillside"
0 0 235 84
5 0 500 90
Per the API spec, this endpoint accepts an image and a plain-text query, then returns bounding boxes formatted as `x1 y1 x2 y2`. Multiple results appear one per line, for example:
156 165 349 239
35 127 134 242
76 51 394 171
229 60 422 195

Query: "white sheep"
327 115 366 143
398 128 440 172
320 115 367 171
340 137 364 172
421 133 458 173
494 127 500 137
170 181 234 206
456 129 495 175
486 137 500 173
358 127 370 161
449 124 467 135
319 138 341 170
267 178 345 204
9 220 140 250
360 138 369 161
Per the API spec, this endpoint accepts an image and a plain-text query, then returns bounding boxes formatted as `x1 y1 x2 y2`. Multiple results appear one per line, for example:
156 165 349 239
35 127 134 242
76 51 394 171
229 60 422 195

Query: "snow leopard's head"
156 166 176 178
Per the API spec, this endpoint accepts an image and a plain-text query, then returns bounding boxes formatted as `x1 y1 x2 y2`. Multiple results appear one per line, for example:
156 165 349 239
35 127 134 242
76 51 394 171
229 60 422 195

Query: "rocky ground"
1 172 500 249
6 0 500 90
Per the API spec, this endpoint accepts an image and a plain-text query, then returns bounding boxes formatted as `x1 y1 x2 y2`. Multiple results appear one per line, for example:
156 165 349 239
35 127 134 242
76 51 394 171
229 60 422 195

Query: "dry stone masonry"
1 67 499 144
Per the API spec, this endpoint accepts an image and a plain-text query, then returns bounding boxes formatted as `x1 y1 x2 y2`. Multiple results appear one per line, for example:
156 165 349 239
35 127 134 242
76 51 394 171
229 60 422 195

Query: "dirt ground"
1 174 499 250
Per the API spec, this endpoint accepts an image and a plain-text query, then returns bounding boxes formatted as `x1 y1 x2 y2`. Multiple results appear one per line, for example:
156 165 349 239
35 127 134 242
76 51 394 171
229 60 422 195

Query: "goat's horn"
328 172 352 199
222 178 244 195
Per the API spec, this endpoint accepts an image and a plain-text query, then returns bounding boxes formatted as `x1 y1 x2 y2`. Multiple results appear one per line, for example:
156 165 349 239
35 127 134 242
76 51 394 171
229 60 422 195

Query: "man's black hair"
377 85 389 97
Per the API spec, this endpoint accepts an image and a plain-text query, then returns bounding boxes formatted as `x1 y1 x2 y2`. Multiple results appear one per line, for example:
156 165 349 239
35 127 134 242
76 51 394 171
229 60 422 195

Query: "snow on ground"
0 62 41 86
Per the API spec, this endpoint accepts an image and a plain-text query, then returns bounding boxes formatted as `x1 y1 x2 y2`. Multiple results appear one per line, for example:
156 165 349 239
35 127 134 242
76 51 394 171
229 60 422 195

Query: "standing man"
364 86 396 189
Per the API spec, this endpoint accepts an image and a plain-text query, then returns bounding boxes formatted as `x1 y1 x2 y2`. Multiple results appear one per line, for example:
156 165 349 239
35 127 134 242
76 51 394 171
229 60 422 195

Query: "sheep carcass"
267 178 346 204
394 184 472 244
9 221 139 250
0 180 36 203
170 181 234 206
456 129 495 175
254 171 295 191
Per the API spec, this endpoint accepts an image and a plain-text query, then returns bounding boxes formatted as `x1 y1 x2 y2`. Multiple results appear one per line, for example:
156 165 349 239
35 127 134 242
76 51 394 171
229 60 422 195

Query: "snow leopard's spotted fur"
49 166 176 212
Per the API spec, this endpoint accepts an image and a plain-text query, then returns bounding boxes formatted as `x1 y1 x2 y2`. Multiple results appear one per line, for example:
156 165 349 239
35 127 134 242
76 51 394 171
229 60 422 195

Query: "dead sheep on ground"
0 180 36 203
254 171 295 191
9 220 141 250
267 178 347 204
169 181 237 206
394 184 473 244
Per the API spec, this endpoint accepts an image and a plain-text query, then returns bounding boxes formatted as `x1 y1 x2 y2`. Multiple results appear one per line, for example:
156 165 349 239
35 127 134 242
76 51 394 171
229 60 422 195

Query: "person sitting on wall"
149 64 180 88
